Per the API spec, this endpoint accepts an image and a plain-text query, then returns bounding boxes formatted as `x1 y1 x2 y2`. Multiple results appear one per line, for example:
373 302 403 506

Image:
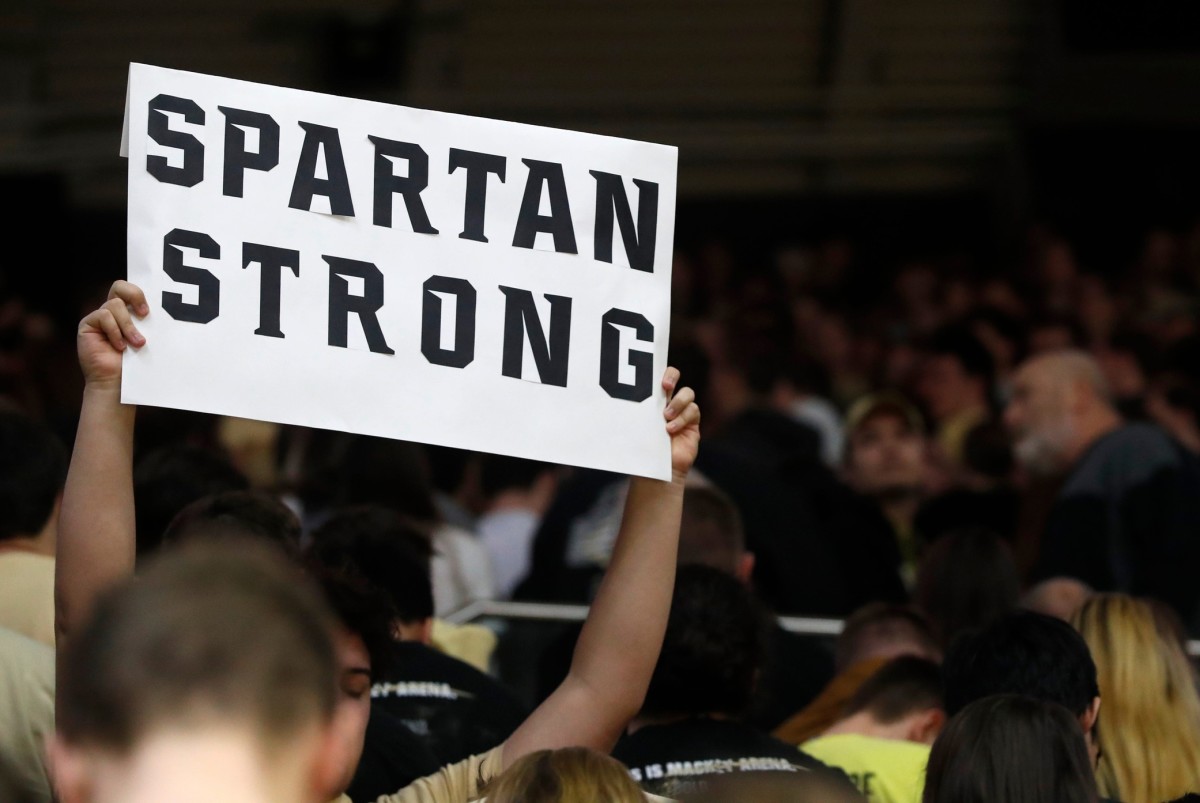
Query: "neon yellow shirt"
802 734 929 803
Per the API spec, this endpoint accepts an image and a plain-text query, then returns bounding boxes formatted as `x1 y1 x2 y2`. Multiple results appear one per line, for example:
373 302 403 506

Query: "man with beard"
1004 350 1200 626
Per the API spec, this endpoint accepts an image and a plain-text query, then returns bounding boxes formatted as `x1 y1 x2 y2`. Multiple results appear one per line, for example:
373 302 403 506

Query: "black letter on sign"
421 276 476 368
325 256 393 354
599 309 654 402
512 159 577 254
147 94 205 187
369 137 438 233
590 172 658 273
289 123 355 216
161 228 220 324
242 242 299 338
499 287 572 387
219 106 280 198
449 148 506 243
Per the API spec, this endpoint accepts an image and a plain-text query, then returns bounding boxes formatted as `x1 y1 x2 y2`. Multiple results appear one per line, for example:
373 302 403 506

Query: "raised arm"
502 368 700 766
55 281 148 651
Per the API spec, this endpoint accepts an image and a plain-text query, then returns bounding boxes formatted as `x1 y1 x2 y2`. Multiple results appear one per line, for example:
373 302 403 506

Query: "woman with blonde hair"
483 747 651 803
1072 594 1200 803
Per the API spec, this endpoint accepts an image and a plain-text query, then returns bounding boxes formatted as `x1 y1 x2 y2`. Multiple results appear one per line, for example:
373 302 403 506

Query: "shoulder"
374 746 504 803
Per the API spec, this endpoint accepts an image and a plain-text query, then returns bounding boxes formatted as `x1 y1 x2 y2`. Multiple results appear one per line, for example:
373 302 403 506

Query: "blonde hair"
484 748 644 803
1072 594 1200 803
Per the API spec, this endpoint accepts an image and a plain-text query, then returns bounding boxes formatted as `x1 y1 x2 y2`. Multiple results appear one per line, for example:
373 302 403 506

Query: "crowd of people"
0 216 1198 803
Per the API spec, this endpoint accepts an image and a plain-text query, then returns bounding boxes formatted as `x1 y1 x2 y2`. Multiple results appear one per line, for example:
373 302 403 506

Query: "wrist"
83 378 123 397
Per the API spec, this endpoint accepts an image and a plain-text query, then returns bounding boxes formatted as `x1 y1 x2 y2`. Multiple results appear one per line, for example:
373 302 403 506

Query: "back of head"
641 564 769 718
915 528 1019 648
163 490 302 559
485 748 644 803
58 539 338 755
1072 594 1200 803
0 412 66 541
334 437 439 522
843 656 944 725
133 445 248 556
923 694 1099 803
678 485 745 575
308 506 434 625
836 603 940 672
927 324 996 385
942 611 1098 718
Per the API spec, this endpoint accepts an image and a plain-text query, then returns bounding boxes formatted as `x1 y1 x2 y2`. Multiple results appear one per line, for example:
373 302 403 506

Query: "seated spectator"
484 748 652 803
915 325 994 468
1005 350 1200 625
163 489 302 557
941 612 1101 765
923 694 1100 803
1021 577 1093 621
132 444 248 557
612 565 854 799
913 528 1019 649
308 507 528 768
50 541 352 803
476 454 559 599
1072 594 1200 803
0 412 66 646
775 604 940 745
0 626 54 803
804 657 944 803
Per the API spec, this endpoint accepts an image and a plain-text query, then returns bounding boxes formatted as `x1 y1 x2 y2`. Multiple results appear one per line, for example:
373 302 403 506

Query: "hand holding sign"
78 281 149 389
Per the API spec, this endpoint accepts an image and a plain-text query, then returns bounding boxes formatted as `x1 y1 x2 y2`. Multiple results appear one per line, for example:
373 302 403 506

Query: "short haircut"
914 528 1020 648
308 506 434 624
133 445 248 556
836 603 940 672
163 490 302 559
0 412 67 541
923 694 1099 803
942 612 1099 718
678 485 745 574
843 656 944 723
309 563 396 680
926 324 995 384
641 565 769 718
57 540 338 754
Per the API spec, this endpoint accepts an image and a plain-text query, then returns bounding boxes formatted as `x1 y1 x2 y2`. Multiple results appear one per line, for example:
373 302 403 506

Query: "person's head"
0 411 67 542
923 695 1100 803
1021 577 1093 622
639 564 769 720
332 436 439 522
484 748 644 803
842 393 927 499
132 445 249 556
838 656 945 744
835 603 941 673
162 490 302 559
941 612 1101 752
1072 594 1200 803
308 506 435 642
1004 350 1119 475
917 325 995 423
51 540 350 803
914 529 1019 649
678 485 753 583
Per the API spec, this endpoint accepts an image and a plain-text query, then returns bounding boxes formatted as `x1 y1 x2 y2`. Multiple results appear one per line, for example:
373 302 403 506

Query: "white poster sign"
122 64 677 479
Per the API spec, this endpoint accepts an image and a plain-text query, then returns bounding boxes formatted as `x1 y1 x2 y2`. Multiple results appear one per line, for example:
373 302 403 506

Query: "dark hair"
308 506 434 623
844 656 944 723
836 603 940 672
926 324 995 384
133 445 248 556
678 485 745 574
310 563 397 680
333 437 439 522
942 612 1099 718
961 421 1014 480
641 565 769 718
479 454 553 498
0 412 67 541
915 529 1020 649
163 490 302 559
58 539 338 753
923 694 1100 803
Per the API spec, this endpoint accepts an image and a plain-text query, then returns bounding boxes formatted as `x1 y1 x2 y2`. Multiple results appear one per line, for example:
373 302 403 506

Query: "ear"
906 709 946 745
1079 695 1101 736
735 552 756 585
45 735 92 803
393 617 434 645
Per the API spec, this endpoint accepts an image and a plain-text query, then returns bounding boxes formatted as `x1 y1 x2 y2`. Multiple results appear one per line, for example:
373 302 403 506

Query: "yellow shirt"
0 553 55 647
0 626 54 803
372 747 504 803
802 734 929 803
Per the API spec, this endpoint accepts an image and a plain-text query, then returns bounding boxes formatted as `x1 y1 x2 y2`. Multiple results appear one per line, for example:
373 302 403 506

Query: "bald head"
1005 350 1120 475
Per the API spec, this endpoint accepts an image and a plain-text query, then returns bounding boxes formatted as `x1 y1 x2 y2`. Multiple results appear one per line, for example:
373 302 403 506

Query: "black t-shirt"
612 717 856 798
348 703 441 803
372 640 528 766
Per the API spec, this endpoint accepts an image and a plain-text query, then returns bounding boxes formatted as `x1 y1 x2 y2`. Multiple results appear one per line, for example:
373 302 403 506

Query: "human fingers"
107 280 150 317
665 385 695 422
103 298 145 347
668 401 700 434
82 307 128 351
661 366 681 398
